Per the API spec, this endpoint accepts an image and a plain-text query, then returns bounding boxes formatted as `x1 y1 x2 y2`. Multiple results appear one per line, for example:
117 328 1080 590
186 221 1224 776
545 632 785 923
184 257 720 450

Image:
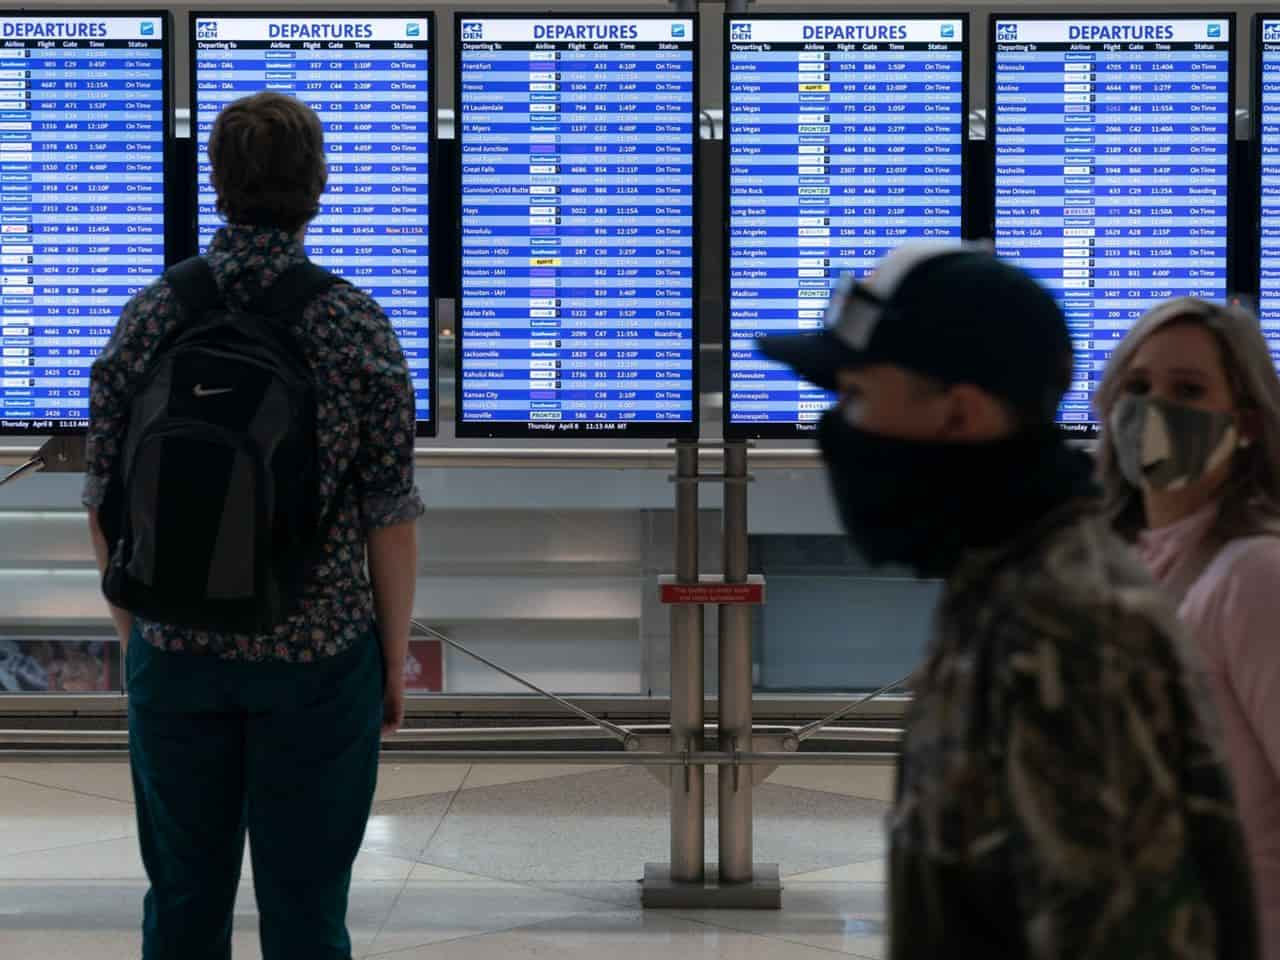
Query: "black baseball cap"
759 242 1073 424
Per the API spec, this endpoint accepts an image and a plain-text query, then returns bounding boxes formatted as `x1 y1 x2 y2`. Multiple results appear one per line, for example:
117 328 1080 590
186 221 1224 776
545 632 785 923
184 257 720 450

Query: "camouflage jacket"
890 501 1258 960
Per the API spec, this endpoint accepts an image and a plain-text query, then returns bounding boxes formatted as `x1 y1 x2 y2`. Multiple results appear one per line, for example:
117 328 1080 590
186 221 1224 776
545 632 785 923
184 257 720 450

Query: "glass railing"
0 453 931 711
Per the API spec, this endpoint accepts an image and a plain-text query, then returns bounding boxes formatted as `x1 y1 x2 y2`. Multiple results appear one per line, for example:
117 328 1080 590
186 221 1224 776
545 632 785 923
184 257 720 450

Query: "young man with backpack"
82 91 422 960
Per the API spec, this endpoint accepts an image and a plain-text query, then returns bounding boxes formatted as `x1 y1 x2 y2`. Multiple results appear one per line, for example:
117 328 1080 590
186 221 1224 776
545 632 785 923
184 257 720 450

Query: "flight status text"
193 16 433 429
0 16 166 433
1257 19 1280 358
726 18 966 436
993 18 1232 430
457 17 697 437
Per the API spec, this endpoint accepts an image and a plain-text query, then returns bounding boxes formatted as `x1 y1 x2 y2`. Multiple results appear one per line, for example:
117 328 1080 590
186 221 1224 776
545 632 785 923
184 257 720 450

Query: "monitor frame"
452 10 702 441
0 8 175 437
721 11 972 441
187 9 439 438
988 11 1238 439
1253 14 1280 325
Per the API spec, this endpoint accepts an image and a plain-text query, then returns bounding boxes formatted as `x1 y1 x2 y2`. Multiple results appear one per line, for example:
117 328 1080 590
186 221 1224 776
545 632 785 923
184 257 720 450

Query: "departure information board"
992 15 1234 431
1256 17 1280 358
726 16 967 438
192 13 435 434
0 13 168 434
456 14 698 438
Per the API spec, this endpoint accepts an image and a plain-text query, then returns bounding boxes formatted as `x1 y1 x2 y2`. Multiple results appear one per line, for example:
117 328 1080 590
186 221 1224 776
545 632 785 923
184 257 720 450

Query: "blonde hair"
1095 297 1280 542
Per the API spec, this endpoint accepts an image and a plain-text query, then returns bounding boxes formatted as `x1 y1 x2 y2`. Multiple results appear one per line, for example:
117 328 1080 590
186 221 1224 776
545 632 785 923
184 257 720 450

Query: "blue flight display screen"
1257 19 1280 356
192 15 434 432
726 17 967 437
457 16 698 437
0 15 167 434
993 17 1233 432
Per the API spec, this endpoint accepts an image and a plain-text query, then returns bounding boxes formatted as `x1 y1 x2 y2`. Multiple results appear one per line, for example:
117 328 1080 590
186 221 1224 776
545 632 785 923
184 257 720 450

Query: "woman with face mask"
1097 296 1280 957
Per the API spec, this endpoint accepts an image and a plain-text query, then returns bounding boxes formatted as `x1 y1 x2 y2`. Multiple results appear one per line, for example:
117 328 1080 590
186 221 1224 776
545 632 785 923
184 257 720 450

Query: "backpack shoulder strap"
250 262 342 319
164 256 222 326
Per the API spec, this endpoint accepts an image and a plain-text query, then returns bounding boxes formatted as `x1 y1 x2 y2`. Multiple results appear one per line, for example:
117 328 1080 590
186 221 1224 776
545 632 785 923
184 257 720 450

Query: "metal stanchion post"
717 442 780 904
643 439 708 904
719 442 752 882
644 442 779 909
669 440 705 884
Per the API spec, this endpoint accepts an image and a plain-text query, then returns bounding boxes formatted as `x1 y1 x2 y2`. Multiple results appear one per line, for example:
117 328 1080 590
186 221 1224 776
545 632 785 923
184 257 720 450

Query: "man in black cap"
761 242 1257 960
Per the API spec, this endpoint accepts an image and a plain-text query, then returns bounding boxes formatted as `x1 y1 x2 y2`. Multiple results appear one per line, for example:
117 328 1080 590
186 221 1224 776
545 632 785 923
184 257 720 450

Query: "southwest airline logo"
941 24 955 39
461 21 482 41
406 22 420 38
731 22 752 41
140 22 155 37
671 23 686 39
1207 23 1222 39
997 22 1018 42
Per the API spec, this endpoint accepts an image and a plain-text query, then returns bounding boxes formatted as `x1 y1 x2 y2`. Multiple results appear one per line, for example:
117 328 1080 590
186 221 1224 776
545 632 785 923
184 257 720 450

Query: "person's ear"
940 384 1013 441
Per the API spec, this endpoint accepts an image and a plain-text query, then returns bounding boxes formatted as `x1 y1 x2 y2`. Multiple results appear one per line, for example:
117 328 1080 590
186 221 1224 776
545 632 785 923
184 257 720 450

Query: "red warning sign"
660 579 765 606
404 638 445 692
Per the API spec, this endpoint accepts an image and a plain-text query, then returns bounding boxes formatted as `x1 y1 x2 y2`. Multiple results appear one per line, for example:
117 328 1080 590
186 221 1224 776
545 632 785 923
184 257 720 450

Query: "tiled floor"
0 758 891 959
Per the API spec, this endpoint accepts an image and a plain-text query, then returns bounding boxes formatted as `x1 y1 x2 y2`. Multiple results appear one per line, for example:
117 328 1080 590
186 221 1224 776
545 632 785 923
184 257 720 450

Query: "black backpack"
102 256 340 635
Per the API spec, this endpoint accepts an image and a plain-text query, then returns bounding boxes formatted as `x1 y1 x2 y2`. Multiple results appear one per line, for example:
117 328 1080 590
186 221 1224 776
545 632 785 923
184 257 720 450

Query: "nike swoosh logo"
193 385 233 398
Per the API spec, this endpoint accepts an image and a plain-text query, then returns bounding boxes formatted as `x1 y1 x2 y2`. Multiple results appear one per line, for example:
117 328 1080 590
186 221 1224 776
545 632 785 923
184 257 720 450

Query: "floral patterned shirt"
82 225 423 662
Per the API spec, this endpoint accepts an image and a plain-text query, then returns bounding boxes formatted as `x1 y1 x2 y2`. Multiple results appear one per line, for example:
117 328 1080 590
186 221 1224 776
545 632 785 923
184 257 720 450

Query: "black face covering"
817 408 1099 578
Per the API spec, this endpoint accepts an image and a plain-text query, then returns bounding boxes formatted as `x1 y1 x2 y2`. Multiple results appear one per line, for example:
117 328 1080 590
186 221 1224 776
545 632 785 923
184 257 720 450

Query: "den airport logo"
461 21 482 41
196 20 217 40
731 22 752 42
1268 22 1280 43
997 22 1018 42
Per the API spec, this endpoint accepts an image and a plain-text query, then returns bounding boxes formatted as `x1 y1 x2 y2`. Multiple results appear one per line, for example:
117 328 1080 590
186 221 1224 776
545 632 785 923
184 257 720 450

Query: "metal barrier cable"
792 672 915 744
0 455 44 488
410 618 637 748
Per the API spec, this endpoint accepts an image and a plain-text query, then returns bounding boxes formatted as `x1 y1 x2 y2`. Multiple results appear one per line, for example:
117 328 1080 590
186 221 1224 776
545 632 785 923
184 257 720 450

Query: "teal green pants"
126 629 383 960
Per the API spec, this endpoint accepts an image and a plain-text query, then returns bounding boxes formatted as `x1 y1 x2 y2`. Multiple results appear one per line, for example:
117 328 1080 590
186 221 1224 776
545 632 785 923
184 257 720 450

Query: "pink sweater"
1139 505 1280 957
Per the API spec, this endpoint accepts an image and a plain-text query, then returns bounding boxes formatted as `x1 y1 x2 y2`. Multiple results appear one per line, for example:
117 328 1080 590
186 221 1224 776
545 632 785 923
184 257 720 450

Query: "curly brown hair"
208 91 327 233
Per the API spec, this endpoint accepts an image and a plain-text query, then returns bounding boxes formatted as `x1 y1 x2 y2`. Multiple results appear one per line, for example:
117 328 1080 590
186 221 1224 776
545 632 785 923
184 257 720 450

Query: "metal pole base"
642 862 782 910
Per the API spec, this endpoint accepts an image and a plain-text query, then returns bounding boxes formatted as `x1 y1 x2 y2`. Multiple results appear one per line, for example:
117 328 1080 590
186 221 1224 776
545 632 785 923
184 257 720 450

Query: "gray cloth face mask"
1110 393 1240 492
